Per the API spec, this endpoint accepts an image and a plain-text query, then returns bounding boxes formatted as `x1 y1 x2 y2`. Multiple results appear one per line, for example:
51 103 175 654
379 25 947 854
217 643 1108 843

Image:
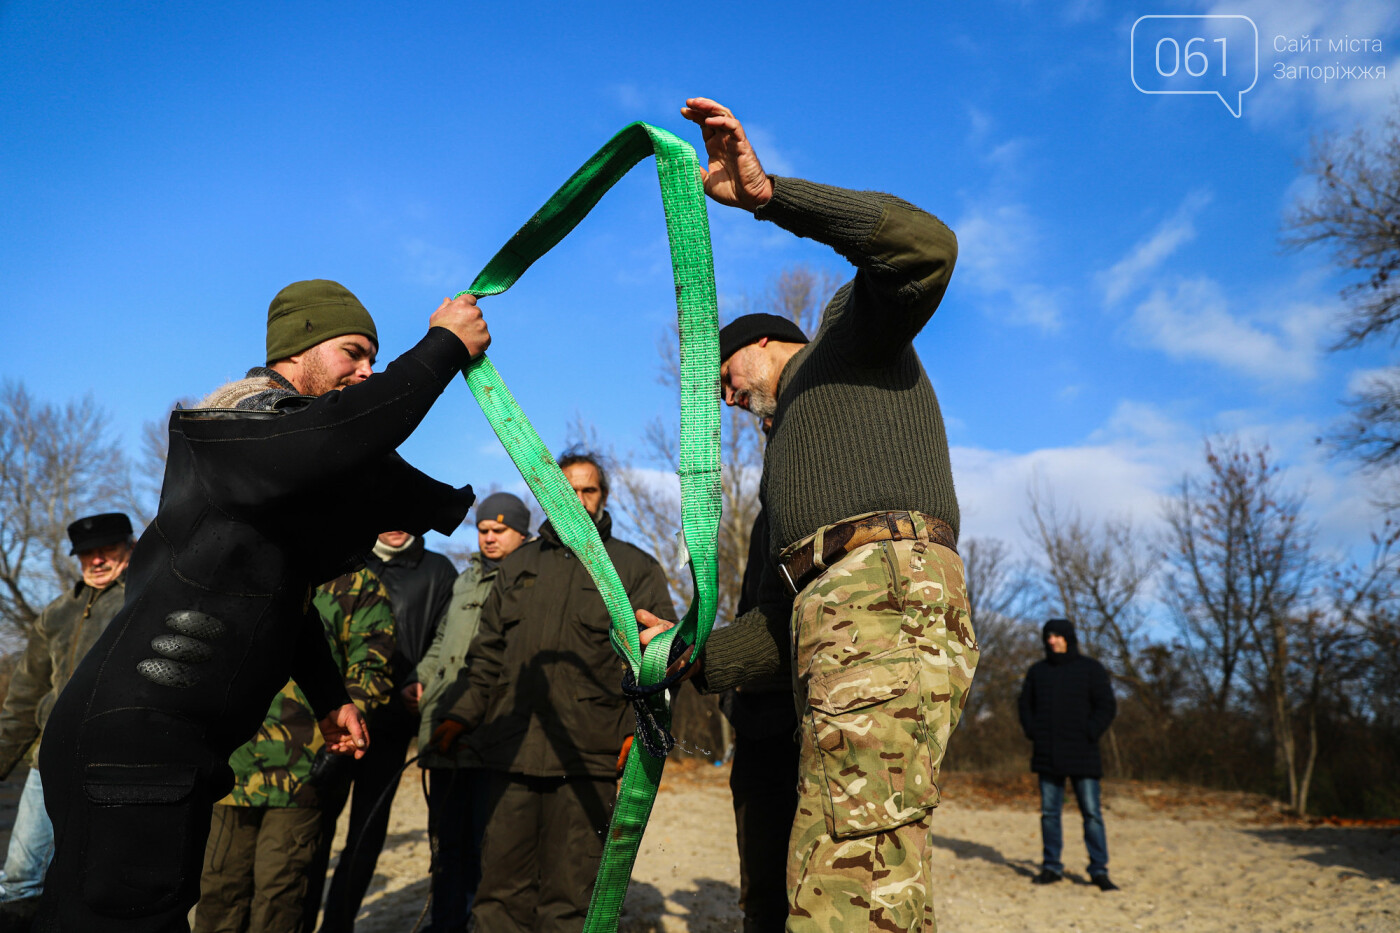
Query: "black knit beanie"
718 313 809 363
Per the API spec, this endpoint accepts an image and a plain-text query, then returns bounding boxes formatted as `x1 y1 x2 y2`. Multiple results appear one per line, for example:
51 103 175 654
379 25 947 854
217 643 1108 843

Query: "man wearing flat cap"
0 513 134 931
412 491 532 933
36 280 490 931
638 98 979 932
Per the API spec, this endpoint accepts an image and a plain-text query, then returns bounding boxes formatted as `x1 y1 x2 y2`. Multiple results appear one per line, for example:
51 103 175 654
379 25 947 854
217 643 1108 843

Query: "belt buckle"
778 563 799 597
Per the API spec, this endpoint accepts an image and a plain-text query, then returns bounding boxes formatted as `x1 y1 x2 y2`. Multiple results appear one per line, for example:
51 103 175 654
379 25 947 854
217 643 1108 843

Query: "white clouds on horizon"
952 399 1379 560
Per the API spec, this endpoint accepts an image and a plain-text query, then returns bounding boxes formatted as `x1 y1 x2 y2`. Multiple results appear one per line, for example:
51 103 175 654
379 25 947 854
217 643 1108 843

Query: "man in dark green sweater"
641 97 980 932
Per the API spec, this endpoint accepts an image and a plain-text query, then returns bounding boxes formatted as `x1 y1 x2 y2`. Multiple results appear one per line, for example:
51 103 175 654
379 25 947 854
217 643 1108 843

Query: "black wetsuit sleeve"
363 454 475 538
291 606 353 719
182 329 473 508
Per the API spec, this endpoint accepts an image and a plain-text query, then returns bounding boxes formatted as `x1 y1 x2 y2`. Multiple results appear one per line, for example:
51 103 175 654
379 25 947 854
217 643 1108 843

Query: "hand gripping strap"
454 122 721 933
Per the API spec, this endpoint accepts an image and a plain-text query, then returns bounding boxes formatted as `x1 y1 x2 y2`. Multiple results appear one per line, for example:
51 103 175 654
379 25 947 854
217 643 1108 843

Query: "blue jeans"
1038 774 1108 877
0 768 54 902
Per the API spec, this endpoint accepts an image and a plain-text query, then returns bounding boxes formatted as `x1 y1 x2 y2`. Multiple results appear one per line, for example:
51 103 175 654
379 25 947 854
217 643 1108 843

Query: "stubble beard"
744 349 779 420
299 348 338 397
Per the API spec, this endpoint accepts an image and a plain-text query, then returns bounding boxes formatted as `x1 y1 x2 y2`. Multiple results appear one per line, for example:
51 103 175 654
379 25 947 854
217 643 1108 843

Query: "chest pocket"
806 650 939 838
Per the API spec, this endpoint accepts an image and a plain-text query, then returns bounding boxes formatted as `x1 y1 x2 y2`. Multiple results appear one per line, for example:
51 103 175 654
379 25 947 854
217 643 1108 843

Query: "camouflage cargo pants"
783 512 978 933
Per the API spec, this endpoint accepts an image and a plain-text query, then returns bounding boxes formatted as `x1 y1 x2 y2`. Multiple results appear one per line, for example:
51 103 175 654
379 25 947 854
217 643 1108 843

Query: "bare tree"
0 382 137 638
1286 102 1400 490
136 396 198 524
1282 525 1400 815
1163 437 1315 810
948 537 1041 770
1026 487 1161 715
639 263 841 624
1326 521 1400 723
1286 103 1400 351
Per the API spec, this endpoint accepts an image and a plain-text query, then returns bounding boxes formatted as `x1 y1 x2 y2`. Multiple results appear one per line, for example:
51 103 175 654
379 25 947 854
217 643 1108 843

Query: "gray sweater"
701 175 959 692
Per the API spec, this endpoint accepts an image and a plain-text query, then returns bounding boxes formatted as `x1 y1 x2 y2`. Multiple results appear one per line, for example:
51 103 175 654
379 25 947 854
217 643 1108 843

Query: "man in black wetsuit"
36 279 490 932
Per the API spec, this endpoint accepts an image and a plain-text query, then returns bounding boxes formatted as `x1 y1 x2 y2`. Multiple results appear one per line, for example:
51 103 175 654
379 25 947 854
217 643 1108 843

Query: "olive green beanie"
266 279 379 364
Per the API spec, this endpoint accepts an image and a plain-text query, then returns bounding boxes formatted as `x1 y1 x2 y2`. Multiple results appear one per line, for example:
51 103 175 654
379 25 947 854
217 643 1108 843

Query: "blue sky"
3 0 1398 563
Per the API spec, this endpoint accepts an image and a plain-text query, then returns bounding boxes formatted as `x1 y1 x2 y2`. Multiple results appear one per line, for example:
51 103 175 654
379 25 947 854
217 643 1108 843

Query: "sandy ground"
2 762 1397 931
317 762 1400 933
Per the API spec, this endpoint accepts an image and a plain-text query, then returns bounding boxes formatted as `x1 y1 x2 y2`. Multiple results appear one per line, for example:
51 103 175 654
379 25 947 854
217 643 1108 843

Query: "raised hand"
430 293 492 357
680 98 774 211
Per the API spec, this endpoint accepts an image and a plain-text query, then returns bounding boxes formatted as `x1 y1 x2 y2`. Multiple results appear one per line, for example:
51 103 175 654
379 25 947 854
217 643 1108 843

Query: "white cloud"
1200 0 1400 125
954 202 1064 331
609 83 649 112
1127 277 1329 383
966 106 993 146
952 399 1378 558
1347 365 1398 394
1098 191 1212 305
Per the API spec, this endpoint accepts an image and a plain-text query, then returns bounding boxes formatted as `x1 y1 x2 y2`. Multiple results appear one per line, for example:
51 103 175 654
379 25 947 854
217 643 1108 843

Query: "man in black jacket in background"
1017 618 1119 891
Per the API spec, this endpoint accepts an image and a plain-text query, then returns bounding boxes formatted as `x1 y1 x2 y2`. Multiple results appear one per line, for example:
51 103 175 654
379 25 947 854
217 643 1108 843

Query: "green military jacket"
0 575 128 778
445 514 677 779
416 552 500 769
221 568 395 807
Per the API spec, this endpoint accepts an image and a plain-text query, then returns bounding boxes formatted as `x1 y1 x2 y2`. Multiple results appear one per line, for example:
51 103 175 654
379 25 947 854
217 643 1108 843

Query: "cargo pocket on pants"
807 650 939 839
81 762 200 917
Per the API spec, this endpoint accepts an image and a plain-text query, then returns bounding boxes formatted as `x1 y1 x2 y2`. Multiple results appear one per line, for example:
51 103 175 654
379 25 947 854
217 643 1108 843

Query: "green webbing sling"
453 122 720 933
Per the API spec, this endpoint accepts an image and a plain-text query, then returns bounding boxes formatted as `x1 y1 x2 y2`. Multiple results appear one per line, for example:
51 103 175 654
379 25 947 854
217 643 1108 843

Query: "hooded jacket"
1016 618 1117 778
444 512 676 779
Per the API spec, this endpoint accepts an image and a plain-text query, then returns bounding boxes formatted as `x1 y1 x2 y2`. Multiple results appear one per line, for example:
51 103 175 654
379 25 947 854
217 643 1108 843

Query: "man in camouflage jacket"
192 569 395 933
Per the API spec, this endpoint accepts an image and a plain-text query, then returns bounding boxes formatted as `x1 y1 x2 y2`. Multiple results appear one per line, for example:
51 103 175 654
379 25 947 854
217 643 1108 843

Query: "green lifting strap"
453 121 721 933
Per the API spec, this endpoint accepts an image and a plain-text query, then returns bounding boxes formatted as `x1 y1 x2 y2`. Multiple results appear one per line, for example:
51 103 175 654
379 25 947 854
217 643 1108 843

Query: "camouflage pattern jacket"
0 575 128 778
221 568 395 808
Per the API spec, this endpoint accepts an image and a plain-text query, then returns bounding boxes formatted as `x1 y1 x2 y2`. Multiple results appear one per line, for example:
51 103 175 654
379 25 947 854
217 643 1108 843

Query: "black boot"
1091 873 1120 891
0 897 41 933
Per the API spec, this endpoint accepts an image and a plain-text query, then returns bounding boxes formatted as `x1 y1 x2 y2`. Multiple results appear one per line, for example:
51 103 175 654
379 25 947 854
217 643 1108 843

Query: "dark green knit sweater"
700 175 959 692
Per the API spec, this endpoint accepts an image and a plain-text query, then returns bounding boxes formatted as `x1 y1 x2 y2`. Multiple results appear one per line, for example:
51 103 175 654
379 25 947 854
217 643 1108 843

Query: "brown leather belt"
777 510 957 597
